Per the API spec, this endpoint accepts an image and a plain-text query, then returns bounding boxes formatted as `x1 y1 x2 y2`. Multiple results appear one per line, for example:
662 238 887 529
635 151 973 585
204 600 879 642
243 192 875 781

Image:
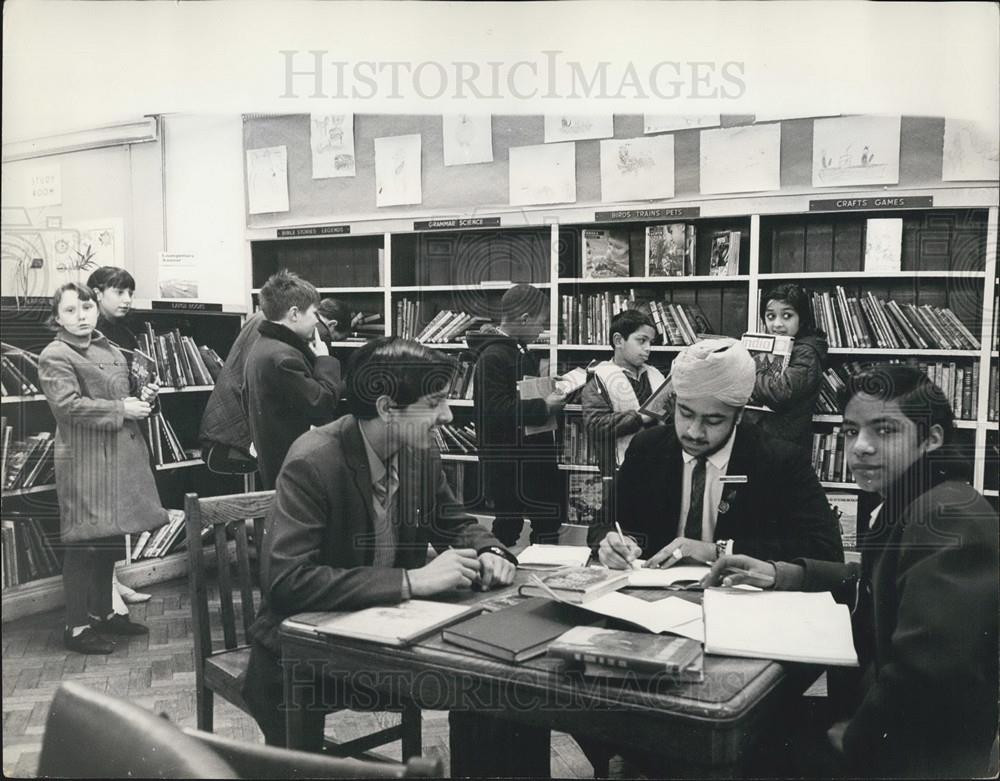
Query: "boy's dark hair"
47 282 96 330
760 283 818 336
317 298 352 335
345 337 458 420
499 283 547 322
258 270 319 321
609 309 656 346
86 266 136 293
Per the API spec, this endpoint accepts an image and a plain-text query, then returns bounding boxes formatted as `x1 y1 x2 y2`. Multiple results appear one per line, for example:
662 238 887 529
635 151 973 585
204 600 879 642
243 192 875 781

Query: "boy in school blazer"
244 338 516 746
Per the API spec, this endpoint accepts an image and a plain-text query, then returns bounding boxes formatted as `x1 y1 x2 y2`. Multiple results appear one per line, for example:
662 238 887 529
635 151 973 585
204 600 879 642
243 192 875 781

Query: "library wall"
243 114 954 229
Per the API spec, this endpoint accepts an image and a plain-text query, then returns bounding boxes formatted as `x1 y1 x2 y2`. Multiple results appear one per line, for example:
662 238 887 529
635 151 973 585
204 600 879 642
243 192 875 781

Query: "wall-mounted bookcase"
2 299 247 622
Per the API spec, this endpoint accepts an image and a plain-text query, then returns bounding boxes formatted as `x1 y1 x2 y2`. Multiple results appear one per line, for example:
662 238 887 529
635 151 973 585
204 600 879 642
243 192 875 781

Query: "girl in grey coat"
38 283 167 654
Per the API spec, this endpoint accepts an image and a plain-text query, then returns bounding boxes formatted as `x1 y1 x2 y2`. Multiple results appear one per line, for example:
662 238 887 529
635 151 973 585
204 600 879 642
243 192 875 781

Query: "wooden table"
279 586 817 778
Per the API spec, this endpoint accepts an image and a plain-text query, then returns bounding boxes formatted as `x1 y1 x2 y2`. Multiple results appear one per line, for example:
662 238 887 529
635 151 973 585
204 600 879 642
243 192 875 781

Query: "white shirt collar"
681 425 738 471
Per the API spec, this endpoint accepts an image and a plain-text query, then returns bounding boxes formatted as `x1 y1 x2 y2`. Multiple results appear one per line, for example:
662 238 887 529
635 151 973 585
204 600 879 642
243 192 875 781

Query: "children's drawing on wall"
600 134 675 202
544 114 614 143
942 117 1000 181
508 142 577 206
310 114 356 179
374 134 422 207
246 146 290 214
700 124 781 195
442 114 493 166
812 116 901 187
644 115 720 134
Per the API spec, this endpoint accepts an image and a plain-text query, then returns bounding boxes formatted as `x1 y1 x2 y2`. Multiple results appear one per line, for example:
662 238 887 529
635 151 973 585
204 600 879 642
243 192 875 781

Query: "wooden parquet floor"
2 577 601 779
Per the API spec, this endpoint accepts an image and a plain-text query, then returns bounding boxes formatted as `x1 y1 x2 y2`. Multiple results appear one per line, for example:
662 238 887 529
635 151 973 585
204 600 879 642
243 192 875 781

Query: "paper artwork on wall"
158 252 199 299
375 134 422 207
543 115 614 143
310 114 356 178
644 115 720 134
942 118 1000 181
65 217 125 273
812 116 900 187
754 111 838 123
599 134 674 202
442 114 493 166
700 124 781 195
509 142 576 206
246 146 289 214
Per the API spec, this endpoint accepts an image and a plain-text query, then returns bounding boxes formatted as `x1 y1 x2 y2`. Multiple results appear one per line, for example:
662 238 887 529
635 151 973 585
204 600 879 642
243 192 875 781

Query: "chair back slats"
184 490 275 656
233 520 256 638
213 522 238 649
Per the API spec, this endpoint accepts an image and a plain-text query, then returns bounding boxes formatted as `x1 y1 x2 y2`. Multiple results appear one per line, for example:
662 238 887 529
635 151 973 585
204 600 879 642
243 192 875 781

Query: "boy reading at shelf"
243 337 517 746
243 270 344 489
467 283 566 546
705 364 998 779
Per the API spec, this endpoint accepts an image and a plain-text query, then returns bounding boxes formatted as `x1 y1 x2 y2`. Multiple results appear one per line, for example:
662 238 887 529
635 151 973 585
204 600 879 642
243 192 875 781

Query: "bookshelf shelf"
564 404 583 413
158 385 214 395
447 399 474 407
558 464 600 473
154 458 205 472
559 275 750 285
759 271 987 280
558 344 682 352
827 348 981 357
820 481 861 491
813 414 979 430
3 483 56 498
984 489 999 498
441 453 479 462
392 283 551 293
1 394 47 404
251 286 385 294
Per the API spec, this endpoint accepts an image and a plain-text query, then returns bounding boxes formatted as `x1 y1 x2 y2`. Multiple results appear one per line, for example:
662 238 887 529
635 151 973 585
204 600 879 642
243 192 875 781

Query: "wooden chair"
38 681 441 779
184 490 420 759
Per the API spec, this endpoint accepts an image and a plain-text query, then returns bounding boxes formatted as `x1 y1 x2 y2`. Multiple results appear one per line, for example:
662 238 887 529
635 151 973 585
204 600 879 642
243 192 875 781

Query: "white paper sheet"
626 564 711 588
310 114 355 178
812 115 901 187
700 124 781 195
942 118 1000 181
509 142 576 206
246 146 289 214
443 114 494 166
644 115 720 134
544 115 614 143
517 544 593 569
375 134 423 207
579 592 705 642
600 134 675 202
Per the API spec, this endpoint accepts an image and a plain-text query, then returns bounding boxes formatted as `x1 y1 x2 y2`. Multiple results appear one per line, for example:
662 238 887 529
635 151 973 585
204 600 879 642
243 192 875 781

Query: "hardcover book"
547 626 704 681
709 230 741 276
582 229 630 278
282 600 483 647
864 218 903 272
637 374 674 422
518 566 629 605
645 224 691 277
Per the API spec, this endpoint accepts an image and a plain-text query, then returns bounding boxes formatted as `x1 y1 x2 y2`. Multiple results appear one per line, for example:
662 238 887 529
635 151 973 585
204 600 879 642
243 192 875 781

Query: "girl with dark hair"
748 282 829 450
38 283 168 654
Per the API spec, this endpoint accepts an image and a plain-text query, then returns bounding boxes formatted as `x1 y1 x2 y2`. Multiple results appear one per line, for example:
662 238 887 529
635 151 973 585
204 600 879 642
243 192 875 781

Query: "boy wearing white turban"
591 337 842 570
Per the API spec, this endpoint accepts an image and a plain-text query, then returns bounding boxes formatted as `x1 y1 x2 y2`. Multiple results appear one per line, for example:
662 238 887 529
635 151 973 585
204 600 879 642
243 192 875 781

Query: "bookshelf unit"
247 187 998 519
1 299 246 622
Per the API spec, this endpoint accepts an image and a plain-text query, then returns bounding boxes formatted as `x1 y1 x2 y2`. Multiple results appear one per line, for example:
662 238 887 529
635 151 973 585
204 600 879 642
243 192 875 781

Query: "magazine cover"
645 223 688 277
582 229 630 278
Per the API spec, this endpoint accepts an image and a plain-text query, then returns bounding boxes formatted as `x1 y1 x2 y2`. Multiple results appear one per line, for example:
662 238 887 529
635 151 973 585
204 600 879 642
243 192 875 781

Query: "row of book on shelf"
432 423 478 455
134 324 222 389
811 428 855 485
127 509 187 562
2 421 54 493
809 287 980 351
395 300 490 343
582 225 741 279
818 360 999 421
2 515 60 588
145 413 200 467
561 291 715 347
0 343 41 397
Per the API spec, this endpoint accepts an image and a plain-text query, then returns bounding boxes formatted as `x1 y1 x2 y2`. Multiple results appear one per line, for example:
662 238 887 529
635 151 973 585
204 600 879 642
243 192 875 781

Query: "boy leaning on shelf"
705 364 998 779
582 309 664 514
243 337 517 746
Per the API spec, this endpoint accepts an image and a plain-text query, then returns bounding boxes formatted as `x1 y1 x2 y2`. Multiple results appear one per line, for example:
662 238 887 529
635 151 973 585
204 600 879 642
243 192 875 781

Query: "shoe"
117 583 152 604
64 627 115 655
93 614 150 636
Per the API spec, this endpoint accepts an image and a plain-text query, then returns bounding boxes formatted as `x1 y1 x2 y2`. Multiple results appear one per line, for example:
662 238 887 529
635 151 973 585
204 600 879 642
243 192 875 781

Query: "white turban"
671 337 756 407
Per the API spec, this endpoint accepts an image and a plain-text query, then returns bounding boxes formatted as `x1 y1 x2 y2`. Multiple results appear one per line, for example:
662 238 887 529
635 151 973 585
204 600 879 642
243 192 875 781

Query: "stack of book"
810 427 854 484
348 312 385 341
645 224 696 278
518 566 630 605
548 626 704 682
137 325 217 389
2 427 55 492
810 287 980 351
560 418 598 467
433 422 477 455
816 360 982 420
561 290 638 345
145 413 198 467
446 359 475 400
2 514 60 587
129 509 186 561
0 344 41 396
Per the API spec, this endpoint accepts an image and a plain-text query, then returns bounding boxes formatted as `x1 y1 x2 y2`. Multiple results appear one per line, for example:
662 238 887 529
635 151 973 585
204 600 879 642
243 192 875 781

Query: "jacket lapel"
343 418 377 542
714 423 753 539
395 446 423 555
661 442 684 542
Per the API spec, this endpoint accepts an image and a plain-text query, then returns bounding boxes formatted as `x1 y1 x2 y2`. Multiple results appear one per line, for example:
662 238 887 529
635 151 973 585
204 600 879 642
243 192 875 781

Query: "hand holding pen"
598 523 642 570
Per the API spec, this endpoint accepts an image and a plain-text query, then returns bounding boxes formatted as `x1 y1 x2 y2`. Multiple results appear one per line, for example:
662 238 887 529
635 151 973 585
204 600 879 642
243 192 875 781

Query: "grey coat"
39 330 168 542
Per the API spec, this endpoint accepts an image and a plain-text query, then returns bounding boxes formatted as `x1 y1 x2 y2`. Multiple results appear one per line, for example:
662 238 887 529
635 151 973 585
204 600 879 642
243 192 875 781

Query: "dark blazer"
590 420 843 563
467 328 561 524
242 320 342 489
247 414 504 654
793 469 998 778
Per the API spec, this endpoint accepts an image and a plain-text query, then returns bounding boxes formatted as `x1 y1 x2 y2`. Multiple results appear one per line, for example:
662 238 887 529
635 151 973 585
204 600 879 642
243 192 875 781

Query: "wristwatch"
715 539 734 561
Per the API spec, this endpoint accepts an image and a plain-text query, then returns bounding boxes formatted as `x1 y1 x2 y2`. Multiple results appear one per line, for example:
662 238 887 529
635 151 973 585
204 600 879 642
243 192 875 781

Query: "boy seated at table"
243 337 517 746
705 364 998 778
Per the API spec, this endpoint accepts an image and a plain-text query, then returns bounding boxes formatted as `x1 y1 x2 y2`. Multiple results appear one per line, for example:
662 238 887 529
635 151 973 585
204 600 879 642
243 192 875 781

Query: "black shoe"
93 614 149 636
64 627 115 655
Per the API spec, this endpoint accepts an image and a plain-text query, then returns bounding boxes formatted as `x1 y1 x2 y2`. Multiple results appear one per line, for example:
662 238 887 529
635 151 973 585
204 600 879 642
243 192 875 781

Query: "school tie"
684 457 707 540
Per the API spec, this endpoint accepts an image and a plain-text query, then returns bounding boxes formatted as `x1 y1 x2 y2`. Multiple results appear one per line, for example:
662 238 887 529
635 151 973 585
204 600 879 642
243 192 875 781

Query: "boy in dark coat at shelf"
467 283 566 546
243 271 343 489
746 283 829 452
707 364 998 779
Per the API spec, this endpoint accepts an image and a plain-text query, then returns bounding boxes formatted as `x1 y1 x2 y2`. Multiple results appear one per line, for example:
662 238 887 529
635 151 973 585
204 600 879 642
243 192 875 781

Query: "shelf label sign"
276 225 350 237
413 217 502 230
594 207 701 222
151 300 223 312
809 196 933 211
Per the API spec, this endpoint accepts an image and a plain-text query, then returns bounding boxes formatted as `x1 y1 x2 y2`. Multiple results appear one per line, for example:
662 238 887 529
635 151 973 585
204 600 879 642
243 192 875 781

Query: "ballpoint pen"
614 521 640 570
